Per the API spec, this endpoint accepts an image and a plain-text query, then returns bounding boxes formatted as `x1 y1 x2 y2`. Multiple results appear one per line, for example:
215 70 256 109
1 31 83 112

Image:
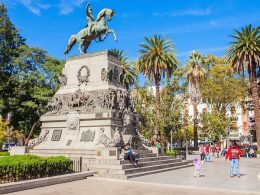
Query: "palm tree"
110 49 137 90
136 35 178 107
185 51 206 150
227 24 260 150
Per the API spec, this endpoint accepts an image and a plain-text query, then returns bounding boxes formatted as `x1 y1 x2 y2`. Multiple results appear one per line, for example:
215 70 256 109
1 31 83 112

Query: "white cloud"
59 0 87 15
2 0 91 16
153 6 212 17
17 0 50 16
177 47 227 58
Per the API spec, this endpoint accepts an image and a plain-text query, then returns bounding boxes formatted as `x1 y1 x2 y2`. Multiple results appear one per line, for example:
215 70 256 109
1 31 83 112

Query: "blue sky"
1 0 260 66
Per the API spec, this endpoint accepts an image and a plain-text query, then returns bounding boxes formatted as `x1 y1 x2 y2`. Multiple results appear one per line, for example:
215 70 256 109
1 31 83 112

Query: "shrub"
0 152 10 156
166 150 177 156
0 155 73 183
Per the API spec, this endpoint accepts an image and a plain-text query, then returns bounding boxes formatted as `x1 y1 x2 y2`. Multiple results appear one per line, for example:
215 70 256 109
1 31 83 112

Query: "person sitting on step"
123 143 142 167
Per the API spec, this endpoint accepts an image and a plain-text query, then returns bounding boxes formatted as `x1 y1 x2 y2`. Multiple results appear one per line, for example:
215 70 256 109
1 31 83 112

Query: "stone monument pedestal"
29 50 138 154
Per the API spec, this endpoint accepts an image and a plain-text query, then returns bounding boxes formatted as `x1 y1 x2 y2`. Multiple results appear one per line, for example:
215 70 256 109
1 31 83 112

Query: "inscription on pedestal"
95 113 103 118
51 130 62 141
96 150 101 156
80 130 95 142
109 150 116 156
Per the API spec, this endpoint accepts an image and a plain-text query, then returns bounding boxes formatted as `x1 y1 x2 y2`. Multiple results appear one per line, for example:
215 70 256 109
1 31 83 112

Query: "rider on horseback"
86 3 95 36
64 3 117 54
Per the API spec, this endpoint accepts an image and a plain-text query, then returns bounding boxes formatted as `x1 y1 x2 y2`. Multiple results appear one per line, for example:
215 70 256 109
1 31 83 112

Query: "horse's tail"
64 35 77 54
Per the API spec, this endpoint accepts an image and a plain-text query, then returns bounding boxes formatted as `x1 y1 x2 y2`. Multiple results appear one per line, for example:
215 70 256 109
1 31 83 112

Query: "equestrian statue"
64 3 117 54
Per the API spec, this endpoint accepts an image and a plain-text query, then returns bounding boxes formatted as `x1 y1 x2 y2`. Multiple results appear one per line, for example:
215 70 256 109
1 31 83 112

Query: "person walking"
156 141 162 154
199 144 205 161
215 143 220 158
205 144 211 162
225 142 241 178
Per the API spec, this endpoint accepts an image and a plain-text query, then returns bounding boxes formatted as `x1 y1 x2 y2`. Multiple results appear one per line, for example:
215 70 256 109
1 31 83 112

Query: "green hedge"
0 155 73 184
166 150 177 156
0 152 10 156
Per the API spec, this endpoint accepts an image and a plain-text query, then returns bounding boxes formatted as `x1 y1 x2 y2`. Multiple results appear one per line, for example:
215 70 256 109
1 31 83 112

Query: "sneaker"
237 175 240 178
230 175 234 178
133 163 138 168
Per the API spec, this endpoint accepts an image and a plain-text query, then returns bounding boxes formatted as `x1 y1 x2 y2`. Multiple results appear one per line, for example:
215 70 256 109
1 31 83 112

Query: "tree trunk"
154 79 160 136
25 120 39 146
193 102 199 150
250 73 260 151
155 79 160 108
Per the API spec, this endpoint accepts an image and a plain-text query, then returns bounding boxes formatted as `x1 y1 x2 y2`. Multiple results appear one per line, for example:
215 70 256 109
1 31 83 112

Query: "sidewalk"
6 156 260 195
132 155 260 193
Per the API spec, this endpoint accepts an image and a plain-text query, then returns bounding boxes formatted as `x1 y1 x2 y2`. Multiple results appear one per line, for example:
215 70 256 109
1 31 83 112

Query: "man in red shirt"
225 142 241 178
205 144 211 162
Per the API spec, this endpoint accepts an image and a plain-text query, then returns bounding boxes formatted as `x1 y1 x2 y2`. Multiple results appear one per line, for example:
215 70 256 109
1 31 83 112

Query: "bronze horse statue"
64 7 117 54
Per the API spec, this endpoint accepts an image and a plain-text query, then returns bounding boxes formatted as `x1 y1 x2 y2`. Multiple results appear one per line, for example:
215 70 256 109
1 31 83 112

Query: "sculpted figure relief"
136 129 151 146
46 89 137 116
101 68 108 81
64 3 117 54
47 96 62 113
58 74 67 87
77 65 90 86
95 127 123 147
28 130 49 147
110 127 123 147
95 128 111 147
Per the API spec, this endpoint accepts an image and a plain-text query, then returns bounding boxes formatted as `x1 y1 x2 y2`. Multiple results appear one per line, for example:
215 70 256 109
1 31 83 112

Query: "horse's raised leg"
78 40 84 54
64 35 77 54
107 28 117 42
83 41 91 53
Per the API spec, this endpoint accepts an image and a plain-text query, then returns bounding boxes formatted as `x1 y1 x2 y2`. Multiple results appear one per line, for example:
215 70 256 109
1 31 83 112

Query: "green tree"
158 84 187 144
0 4 25 119
12 46 63 143
0 5 64 142
199 112 233 142
185 51 206 150
227 24 260 150
136 35 178 108
109 49 137 90
133 84 156 139
201 56 248 114
133 68 188 145
0 118 7 147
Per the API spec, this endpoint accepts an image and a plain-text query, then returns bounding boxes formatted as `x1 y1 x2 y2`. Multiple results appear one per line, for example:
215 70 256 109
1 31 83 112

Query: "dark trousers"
124 152 137 164
200 153 205 161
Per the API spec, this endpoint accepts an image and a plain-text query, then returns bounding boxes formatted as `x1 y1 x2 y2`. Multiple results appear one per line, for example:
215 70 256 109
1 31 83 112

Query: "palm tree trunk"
154 79 160 140
155 80 160 108
250 75 260 151
193 102 199 150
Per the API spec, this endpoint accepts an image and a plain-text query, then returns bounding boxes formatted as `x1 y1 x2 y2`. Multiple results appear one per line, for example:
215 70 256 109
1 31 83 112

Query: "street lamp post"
185 129 188 159
170 130 173 151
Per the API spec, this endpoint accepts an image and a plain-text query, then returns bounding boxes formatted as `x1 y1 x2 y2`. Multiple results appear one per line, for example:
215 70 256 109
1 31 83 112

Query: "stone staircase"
29 148 193 179
84 149 193 179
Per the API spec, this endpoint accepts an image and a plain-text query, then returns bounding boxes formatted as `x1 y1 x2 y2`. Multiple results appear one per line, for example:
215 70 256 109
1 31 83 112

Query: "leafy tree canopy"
199 112 233 142
201 55 248 114
0 4 64 138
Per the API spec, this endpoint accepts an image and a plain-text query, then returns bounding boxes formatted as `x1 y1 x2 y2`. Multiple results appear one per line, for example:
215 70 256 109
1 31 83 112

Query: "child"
193 157 202 178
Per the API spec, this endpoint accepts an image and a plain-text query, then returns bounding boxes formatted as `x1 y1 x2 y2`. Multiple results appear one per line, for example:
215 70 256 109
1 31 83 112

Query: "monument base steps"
29 148 192 179
85 149 193 179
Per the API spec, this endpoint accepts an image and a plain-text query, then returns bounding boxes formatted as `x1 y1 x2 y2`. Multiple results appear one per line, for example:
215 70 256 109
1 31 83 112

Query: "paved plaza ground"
7 156 260 195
